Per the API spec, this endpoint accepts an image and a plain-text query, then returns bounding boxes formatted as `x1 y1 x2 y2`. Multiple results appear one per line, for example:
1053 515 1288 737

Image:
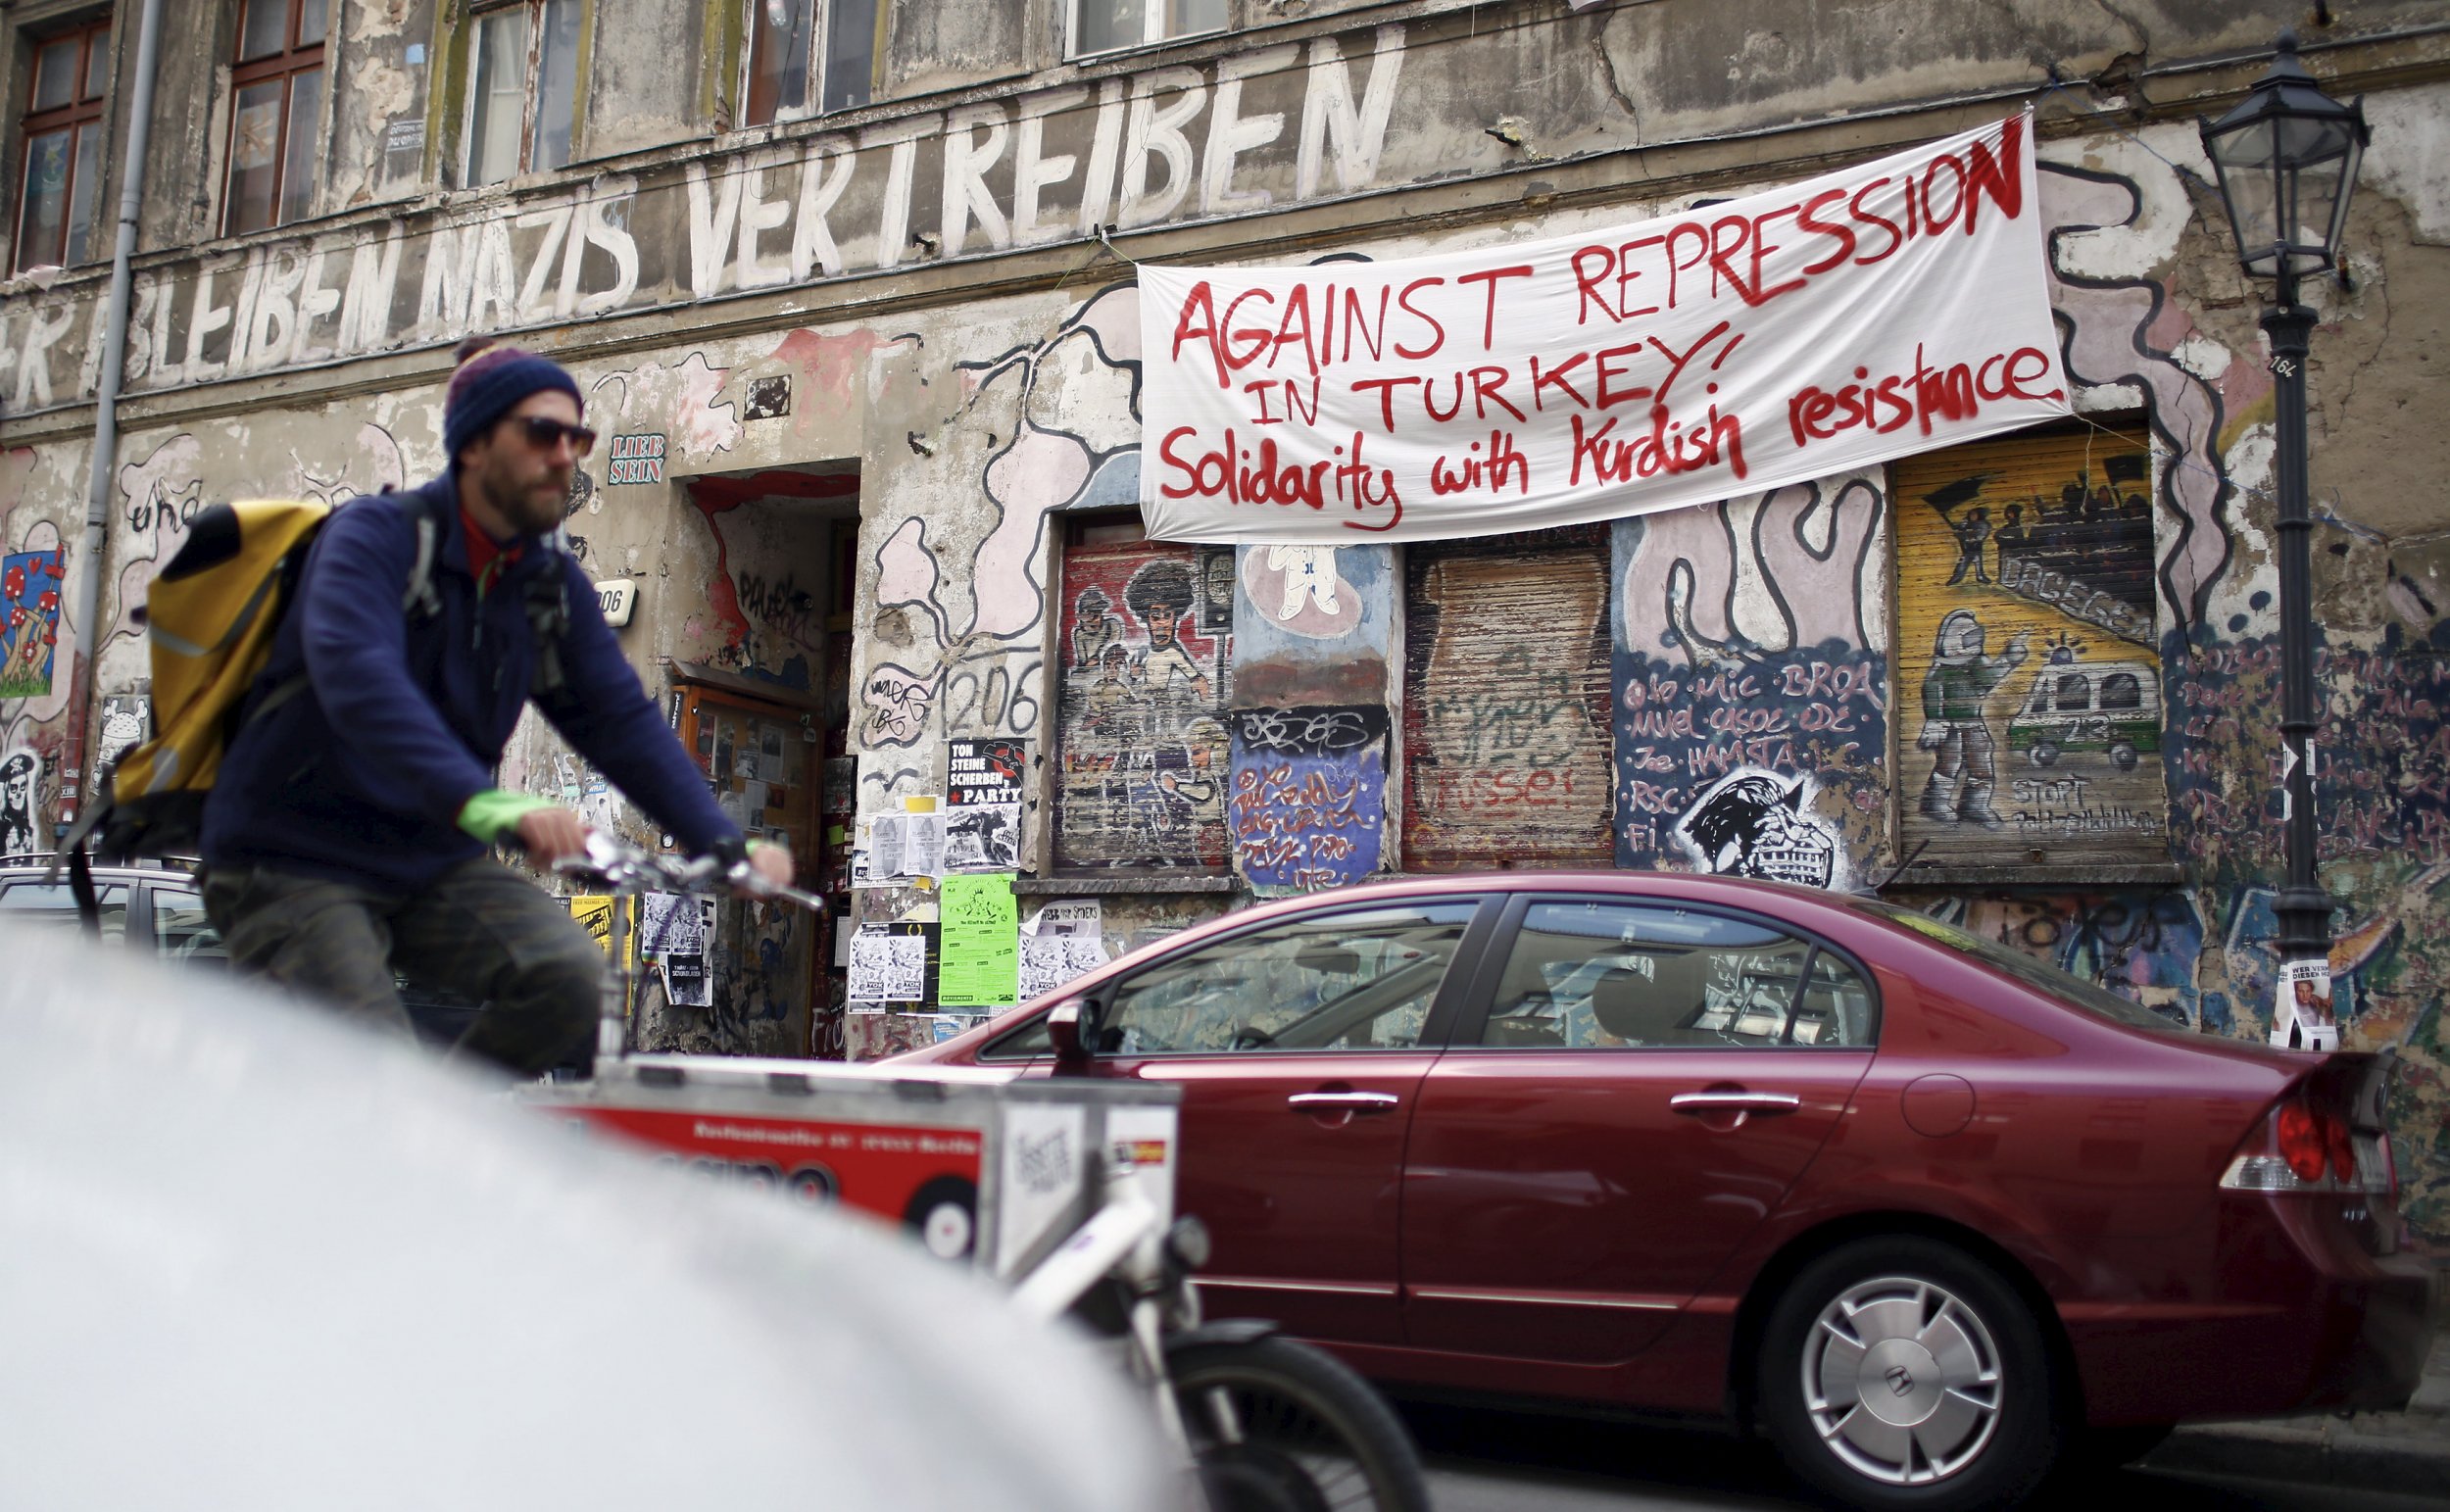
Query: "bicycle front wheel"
1169 1335 1429 1512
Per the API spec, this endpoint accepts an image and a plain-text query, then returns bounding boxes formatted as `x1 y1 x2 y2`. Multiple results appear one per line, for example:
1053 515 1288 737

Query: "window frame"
460 0 584 188
1446 892 1883 1052
1066 0 1229 61
738 0 880 129
220 0 327 236
976 894 1504 1062
13 14 111 273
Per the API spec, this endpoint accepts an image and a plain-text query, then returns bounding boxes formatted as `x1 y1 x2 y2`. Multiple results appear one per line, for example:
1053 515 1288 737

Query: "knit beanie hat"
443 336 583 462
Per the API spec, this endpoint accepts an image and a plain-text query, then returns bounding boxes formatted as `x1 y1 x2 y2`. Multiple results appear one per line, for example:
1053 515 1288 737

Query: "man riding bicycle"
200 339 790 1075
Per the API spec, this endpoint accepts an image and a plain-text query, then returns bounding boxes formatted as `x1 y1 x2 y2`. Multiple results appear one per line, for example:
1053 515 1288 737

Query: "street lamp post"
2199 31 2367 1051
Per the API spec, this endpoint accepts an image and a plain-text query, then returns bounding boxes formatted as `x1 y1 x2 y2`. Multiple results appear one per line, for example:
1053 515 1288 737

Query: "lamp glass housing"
2199 36 2368 281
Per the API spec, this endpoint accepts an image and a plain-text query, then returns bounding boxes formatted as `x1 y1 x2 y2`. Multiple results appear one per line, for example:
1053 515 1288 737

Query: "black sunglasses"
512 415 597 458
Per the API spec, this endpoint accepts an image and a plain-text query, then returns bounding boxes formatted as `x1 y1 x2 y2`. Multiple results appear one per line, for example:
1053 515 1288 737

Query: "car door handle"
1288 1091 1400 1113
1669 1091 1802 1115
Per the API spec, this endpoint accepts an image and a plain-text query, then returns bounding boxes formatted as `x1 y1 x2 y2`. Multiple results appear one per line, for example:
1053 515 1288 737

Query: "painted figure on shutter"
1896 433 2167 859
1057 548 1232 869
1915 610 2029 828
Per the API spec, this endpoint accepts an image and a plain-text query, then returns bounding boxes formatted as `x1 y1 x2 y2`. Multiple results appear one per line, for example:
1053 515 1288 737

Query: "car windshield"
1846 897 2186 1034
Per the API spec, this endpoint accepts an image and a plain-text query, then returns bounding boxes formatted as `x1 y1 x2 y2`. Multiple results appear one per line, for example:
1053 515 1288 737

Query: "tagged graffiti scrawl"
1229 705 1389 890
1674 767 1848 891
0 549 67 698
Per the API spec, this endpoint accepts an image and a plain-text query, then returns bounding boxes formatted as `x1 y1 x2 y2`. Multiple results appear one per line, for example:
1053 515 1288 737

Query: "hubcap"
1802 1275 2003 1486
920 1201 973 1259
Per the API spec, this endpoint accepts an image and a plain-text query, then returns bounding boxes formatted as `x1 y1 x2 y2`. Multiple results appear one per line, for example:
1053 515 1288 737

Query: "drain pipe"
60 0 164 836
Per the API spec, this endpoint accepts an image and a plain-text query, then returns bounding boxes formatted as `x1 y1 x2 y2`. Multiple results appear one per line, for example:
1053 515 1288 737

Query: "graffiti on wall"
1401 530 1614 867
0 548 67 699
0 25 1406 409
105 423 409 658
1229 705 1388 890
857 282 1141 799
1056 544 1232 869
1675 767 1849 891
1894 427 2167 862
1613 476 1887 880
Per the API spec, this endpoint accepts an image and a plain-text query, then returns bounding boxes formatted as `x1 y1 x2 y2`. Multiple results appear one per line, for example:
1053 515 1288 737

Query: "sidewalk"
2142 1287 2450 1497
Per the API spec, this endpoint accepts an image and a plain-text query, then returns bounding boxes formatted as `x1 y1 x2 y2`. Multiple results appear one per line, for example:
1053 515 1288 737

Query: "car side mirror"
1046 995 1104 1073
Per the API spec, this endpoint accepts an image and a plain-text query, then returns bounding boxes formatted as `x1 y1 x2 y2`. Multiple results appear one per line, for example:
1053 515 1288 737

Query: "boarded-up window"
1402 528 1614 870
1893 423 2166 865
1054 521 1236 870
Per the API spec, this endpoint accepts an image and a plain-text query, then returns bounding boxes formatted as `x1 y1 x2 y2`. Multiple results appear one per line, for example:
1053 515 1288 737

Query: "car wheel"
902 1176 977 1261
1757 1238 2062 1512
2107 742 2138 771
2028 741 2060 768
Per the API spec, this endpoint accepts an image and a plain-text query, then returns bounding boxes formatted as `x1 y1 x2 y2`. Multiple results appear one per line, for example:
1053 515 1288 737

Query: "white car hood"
0 922 1169 1512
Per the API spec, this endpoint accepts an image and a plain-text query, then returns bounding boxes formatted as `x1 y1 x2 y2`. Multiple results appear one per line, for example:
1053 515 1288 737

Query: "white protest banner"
1140 115 2066 545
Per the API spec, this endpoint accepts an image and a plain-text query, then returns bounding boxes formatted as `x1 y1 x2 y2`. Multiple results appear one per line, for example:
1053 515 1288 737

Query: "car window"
149 885 229 969
1475 901 1873 1049
1848 898 2185 1033
0 879 128 945
1101 902 1478 1055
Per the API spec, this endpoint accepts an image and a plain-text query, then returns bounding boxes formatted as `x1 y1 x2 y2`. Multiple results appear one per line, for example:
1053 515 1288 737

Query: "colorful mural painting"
1055 537 1234 870
0 549 67 699
1895 425 2168 864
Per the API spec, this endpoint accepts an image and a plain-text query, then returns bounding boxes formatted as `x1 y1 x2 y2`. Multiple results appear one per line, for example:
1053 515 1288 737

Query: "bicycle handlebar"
550 830 829 916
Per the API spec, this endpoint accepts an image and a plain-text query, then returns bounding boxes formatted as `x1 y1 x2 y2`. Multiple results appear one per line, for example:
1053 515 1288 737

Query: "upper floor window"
15 17 109 272
743 0 877 125
224 0 325 235
466 0 581 186
1070 0 1225 58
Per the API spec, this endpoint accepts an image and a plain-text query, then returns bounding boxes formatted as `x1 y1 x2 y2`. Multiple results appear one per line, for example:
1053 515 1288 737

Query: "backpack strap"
401 489 446 622
523 563 573 706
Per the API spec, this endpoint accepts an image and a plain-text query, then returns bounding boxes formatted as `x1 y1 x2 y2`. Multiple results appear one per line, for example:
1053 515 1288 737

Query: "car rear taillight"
2223 1094 2395 1195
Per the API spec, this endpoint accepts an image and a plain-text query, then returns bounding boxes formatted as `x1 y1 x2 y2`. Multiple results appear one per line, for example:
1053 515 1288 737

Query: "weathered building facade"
2 0 2447 1241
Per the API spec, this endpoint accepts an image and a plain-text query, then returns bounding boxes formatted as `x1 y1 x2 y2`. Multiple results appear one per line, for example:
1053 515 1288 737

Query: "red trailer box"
524 1056 1180 1278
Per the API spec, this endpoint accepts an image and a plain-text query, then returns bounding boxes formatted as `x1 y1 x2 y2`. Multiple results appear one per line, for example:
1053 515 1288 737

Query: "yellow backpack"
60 495 444 871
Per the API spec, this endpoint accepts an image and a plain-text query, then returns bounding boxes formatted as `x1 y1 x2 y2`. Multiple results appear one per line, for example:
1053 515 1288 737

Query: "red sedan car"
898 871 2426 1512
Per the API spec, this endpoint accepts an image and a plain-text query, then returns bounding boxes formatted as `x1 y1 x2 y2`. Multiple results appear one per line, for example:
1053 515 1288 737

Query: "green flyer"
938 871 1019 1008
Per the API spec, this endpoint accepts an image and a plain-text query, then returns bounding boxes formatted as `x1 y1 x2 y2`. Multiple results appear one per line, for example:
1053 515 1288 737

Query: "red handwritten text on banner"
1138 115 2067 545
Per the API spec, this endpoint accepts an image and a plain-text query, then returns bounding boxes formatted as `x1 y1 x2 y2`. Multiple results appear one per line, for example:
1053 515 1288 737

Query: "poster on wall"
847 922 933 1007
854 809 949 886
946 738 1027 872
1018 935 1110 1001
1 747 41 854
642 891 714 1008
2271 957 2340 1052
1139 116 2066 545
938 872 1020 1009
92 693 148 790
565 896 632 958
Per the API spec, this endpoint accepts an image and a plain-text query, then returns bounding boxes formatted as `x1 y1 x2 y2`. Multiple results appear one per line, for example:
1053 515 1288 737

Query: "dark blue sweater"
202 471 737 892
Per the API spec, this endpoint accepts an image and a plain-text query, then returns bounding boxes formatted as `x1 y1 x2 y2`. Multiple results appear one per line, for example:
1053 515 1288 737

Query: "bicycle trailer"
520 1056 1180 1280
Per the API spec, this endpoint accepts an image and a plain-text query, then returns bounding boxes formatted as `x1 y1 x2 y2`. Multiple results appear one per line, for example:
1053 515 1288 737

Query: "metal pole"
63 0 166 834
2263 269 2338 1049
